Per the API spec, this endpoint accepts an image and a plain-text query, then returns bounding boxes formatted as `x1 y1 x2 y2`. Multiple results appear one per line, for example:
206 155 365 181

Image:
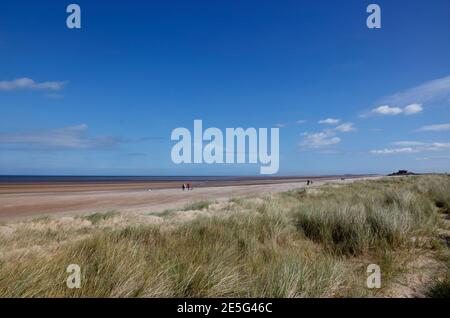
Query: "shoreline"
0 175 379 222
0 174 376 194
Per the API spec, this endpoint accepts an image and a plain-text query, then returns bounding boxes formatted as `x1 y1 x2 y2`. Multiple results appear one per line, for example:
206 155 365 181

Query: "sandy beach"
0 175 378 221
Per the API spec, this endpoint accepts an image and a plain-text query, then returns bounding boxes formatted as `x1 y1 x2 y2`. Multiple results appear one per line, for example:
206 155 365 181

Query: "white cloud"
318 118 340 125
275 123 286 128
0 124 120 149
300 121 355 149
0 77 67 91
296 119 306 124
427 142 450 150
370 104 423 116
300 130 341 148
371 147 415 154
334 122 355 132
403 103 423 115
370 142 450 155
417 123 450 132
372 105 403 115
391 141 425 146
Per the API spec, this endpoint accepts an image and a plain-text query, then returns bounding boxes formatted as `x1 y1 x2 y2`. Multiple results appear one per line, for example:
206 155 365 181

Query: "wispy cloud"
370 142 450 154
370 147 416 154
318 118 340 125
300 122 355 149
362 75 450 118
391 141 425 147
0 77 67 91
300 131 341 148
416 155 450 161
335 122 356 132
417 123 450 132
274 119 307 127
381 75 450 106
0 124 121 149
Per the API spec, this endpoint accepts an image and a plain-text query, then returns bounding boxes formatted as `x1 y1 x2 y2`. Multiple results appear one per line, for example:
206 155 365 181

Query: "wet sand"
0 175 379 221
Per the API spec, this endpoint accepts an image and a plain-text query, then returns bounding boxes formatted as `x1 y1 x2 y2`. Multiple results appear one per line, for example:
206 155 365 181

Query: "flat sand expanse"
0 176 379 221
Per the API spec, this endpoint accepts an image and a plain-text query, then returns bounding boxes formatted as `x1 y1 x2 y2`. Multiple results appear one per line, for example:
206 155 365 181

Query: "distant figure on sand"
182 183 186 191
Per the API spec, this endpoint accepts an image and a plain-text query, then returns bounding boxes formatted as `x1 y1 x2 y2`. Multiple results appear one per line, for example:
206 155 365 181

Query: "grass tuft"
82 211 119 225
183 200 215 211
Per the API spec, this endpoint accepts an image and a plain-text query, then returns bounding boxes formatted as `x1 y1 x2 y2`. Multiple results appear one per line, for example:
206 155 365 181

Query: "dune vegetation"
0 175 449 297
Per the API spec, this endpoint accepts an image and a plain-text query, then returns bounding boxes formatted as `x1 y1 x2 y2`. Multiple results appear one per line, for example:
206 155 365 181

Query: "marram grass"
0 175 449 297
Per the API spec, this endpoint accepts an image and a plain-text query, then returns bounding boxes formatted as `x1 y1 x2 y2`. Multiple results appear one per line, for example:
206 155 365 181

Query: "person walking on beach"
182 183 186 191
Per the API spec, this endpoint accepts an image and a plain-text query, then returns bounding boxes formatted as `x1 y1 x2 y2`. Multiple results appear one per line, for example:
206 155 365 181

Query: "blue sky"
1 0 450 176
